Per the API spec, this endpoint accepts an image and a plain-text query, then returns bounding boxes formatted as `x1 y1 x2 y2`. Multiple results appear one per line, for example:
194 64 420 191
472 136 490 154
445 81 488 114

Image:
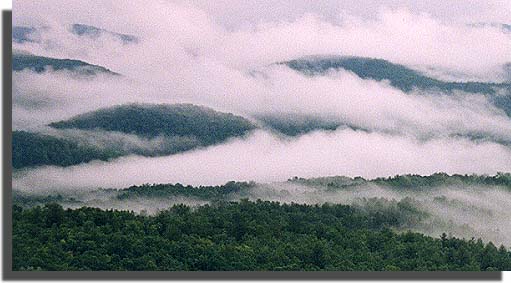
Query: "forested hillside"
13 201 511 271
12 131 121 168
283 56 510 94
291 173 511 190
50 104 257 145
13 173 510 208
12 1 511 273
12 53 118 75
13 104 258 169
116 181 255 201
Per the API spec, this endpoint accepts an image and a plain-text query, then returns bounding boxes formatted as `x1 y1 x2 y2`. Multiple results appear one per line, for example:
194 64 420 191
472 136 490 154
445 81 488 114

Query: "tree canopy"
13 201 511 271
12 131 121 168
283 56 510 94
49 104 257 145
12 53 118 75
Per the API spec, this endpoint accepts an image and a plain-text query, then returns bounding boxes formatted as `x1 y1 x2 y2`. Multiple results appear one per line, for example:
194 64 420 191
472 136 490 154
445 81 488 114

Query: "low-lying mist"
13 1 511 80
11 0 511 252
38 127 202 157
244 182 511 246
13 177 511 247
13 66 511 144
13 128 511 192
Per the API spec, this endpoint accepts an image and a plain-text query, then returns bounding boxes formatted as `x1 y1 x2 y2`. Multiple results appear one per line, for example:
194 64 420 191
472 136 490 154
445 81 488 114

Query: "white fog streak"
13 129 511 191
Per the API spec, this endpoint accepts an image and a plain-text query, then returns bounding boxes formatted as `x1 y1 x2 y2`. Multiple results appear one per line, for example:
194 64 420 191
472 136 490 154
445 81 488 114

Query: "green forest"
12 104 258 169
11 1 511 274
284 56 510 94
283 56 511 116
255 114 342 136
292 172 511 190
12 173 511 209
12 53 118 75
50 104 257 145
12 200 511 271
12 131 121 168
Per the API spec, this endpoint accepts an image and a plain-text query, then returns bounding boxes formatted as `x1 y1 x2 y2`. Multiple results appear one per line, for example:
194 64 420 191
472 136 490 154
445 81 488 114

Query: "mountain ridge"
12 53 119 76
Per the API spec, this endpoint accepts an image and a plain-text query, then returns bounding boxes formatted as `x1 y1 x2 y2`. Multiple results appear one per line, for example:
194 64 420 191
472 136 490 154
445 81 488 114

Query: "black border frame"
1 9 503 280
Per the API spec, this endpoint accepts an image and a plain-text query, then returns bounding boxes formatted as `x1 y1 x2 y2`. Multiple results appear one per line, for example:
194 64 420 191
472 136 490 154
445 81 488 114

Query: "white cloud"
13 1 511 77
13 129 511 191
12 1 511 189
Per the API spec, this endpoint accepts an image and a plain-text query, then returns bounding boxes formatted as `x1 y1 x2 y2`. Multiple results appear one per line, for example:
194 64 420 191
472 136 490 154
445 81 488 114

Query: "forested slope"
283 56 510 94
13 53 118 75
13 104 258 169
50 104 257 145
13 201 511 271
12 131 121 168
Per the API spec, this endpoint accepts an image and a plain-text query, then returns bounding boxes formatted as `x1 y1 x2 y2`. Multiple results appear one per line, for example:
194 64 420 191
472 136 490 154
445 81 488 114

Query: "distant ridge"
50 103 257 144
12 53 119 76
13 104 257 168
13 23 139 45
282 56 510 94
281 56 511 116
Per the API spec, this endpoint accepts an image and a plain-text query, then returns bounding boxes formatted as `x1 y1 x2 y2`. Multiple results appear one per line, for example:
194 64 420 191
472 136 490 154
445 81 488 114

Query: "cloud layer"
14 1 511 77
13 129 511 191
12 1 511 189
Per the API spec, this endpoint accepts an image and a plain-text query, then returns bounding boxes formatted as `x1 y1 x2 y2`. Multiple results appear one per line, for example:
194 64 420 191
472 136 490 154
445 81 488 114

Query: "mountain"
282 56 511 116
13 24 138 45
12 129 205 169
12 53 119 76
17 104 357 168
70 24 138 44
50 103 257 146
82 173 510 203
290 173 511 190
283 56 510 94
12 131 120 169
13 104 258 168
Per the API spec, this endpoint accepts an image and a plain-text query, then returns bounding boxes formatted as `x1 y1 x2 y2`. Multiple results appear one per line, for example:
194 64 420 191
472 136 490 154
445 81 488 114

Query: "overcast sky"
172 0 511 28
14 0 511 28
